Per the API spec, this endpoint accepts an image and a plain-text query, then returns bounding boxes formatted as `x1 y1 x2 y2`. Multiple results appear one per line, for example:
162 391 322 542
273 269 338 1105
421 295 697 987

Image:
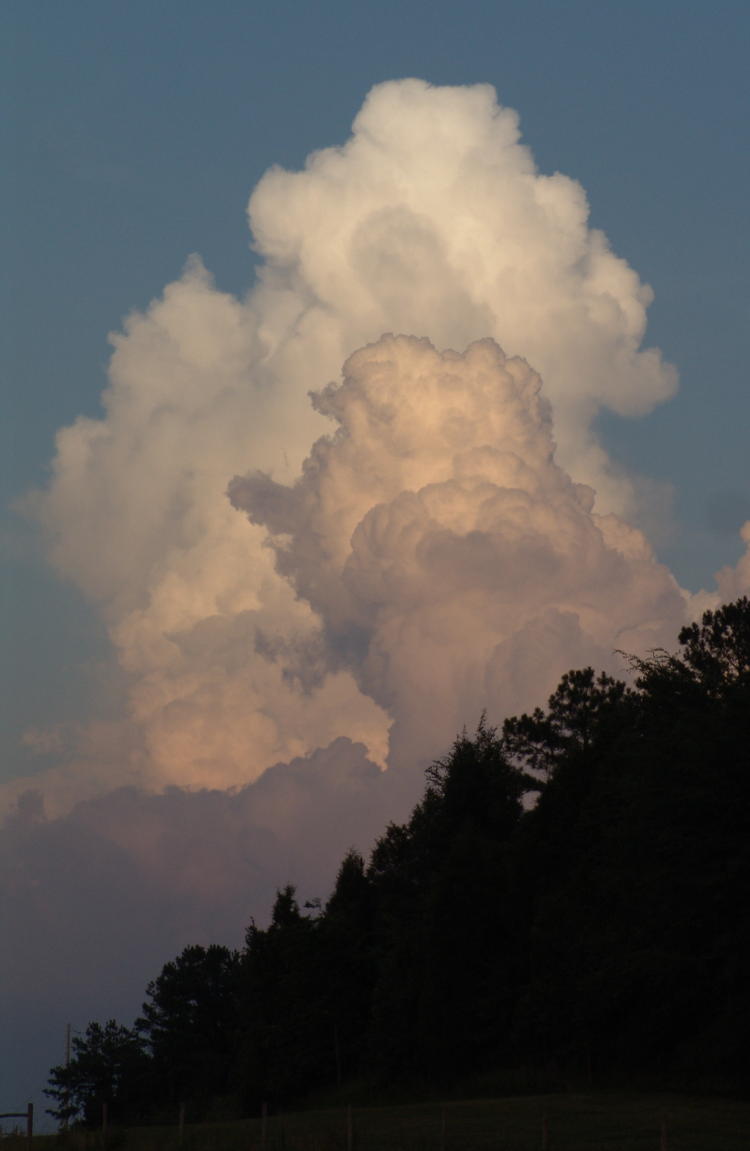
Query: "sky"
2 0 749 1128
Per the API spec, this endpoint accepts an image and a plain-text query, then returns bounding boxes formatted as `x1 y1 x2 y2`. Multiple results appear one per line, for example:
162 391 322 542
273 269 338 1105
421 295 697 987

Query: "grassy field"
8 1092 749 1150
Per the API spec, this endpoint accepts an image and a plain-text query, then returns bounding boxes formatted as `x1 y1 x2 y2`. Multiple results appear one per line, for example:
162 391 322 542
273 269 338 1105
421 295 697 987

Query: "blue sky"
2 0 750 1125
3 0 749 782
2 2 749 777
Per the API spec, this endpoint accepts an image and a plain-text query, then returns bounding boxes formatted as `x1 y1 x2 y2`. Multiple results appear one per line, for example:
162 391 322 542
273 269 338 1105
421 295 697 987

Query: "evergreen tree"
320 851 377 1084
239 887 328 1106
513 600 750 1082
45 1020 151 1127
47 599 750 1110
137 944 241 1113
368 719 533 1084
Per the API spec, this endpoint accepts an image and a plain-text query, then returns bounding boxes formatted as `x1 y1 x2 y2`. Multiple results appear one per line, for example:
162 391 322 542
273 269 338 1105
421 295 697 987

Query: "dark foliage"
367 718 531 1085
238 886 329 1107
136 944 242 1113
47 599 750 1123
44 1020 151 1126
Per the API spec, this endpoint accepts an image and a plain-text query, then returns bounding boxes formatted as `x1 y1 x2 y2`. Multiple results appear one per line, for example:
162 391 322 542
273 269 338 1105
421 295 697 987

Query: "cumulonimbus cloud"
6 77 750 1116
16 78 701 810
230 335 688 773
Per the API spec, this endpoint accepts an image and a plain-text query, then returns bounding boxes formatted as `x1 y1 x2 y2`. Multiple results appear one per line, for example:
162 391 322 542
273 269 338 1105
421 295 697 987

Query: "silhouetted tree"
239 886 327 1106
45 1020 150 1127
49 599 750 1109
513 600 750 1082
502 668 633 780
137 944 241 1113
319 850 376 1083
368 718 533 1084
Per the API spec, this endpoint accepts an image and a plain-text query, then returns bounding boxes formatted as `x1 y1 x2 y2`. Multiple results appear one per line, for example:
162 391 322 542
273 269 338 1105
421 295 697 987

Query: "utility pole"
61 1023 73 1131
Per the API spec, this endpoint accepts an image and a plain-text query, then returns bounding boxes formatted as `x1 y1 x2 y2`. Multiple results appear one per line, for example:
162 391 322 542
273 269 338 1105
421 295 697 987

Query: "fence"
0 1104 33 1147
4 1095 722 1150
7 1100 683 1150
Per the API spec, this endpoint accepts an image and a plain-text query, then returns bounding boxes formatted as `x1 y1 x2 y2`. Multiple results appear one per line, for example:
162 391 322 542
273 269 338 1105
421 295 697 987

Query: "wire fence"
0 1105 33 1147
3 1093 749 1151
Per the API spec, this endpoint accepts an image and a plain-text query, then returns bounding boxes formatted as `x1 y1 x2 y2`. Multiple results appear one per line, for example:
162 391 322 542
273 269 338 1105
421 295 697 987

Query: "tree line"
46 598 750 1126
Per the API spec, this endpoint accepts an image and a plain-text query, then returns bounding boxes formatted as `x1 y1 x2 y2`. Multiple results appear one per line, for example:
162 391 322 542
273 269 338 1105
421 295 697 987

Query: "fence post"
261 1101 268 1151
26 1103 33 1148
178 1101 185 1146
660 1115 669 1150
541 1110 549 1151
440 1105 446 1151
101 1101 108 1148
346 1103 353 1151
334 1025 342 1089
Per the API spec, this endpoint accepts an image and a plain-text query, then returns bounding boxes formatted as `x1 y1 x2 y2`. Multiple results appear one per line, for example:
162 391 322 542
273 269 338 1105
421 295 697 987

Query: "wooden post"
346 1103 353 1151
26 1103 33 1148
440 1105 446 1151
101 1101 108 1148
541 1110 549 1151
260 1101 268 1151
178 1101 185 1146
333 1024 342 1089
660 1116 669 1150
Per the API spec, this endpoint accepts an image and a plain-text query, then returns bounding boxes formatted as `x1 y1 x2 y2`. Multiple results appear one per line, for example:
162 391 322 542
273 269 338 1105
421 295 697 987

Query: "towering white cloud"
231 335 686 771
249 79 677 509
7 77 750 1120
27 261 388 799
19 79 685 806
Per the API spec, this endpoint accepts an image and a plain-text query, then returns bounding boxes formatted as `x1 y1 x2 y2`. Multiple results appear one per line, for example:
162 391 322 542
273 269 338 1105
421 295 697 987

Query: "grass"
7 1092 749 1150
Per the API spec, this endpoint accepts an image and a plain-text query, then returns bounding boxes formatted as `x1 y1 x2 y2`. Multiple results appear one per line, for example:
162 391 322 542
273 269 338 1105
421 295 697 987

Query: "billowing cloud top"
231 335 686 771
249 79 677 505
6 77 750 1116
19 79 694 810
